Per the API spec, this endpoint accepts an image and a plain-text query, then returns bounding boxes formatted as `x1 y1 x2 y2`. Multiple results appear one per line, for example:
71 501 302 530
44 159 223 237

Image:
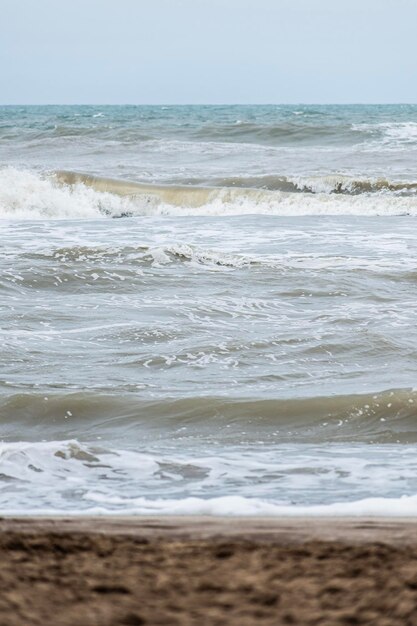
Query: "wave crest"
2 387 417 444
0 167 135 219
2 168 417 219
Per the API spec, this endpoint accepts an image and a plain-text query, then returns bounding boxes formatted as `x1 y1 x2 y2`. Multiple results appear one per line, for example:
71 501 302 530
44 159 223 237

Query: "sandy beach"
0 516 416 625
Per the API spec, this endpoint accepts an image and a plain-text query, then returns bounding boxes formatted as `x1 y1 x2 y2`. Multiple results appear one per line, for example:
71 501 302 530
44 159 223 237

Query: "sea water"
1 104 417 515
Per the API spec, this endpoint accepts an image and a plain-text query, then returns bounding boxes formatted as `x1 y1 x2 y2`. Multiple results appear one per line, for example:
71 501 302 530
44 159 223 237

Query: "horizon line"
1 102 417 107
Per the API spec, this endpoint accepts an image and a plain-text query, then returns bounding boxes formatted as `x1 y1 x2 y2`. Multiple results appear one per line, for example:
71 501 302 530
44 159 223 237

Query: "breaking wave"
1 168 417 219
0 168 134 219
183 173 417 195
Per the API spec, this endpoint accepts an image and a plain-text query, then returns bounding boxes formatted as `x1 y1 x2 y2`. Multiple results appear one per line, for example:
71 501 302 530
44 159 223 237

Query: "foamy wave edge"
1 439 417 517
5 494 417 517
2 167 417 219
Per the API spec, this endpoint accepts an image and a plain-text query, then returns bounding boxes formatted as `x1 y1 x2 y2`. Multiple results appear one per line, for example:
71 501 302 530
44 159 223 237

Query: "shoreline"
3 514 417 543
1 516 417 625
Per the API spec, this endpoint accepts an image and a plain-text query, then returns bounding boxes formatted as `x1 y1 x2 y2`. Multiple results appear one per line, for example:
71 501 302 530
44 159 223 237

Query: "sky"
2 0 417 104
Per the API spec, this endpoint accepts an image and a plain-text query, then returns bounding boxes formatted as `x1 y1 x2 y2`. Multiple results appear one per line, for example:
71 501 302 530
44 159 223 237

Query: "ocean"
1 104 417 515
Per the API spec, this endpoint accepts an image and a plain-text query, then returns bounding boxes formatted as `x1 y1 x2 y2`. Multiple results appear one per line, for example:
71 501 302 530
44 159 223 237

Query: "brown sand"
0 516 417 625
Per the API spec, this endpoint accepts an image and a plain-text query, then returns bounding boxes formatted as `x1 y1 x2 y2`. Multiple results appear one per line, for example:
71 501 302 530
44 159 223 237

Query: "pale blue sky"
2 0 416 104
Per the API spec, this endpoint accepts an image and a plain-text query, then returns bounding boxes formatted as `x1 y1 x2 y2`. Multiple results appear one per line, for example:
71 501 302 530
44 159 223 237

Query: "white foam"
2 167 417 219
5 494 417 518
83 493 417 517
353 122 417 151
152 188 417 218
1 439 417 517
0 167 135 219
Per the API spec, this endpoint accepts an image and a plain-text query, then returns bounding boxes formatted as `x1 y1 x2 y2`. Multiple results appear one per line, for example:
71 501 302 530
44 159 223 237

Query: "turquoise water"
3 104 417 187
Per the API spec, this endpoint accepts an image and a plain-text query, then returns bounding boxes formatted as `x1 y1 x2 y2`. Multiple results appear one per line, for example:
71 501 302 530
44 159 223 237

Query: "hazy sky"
2 0 416 104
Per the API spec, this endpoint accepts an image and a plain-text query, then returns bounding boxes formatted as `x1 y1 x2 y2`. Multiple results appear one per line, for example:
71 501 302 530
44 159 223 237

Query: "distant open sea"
1 104 417 515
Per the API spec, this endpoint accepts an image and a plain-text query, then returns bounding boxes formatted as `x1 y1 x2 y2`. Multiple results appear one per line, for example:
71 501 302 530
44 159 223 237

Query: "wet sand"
1 516 417 625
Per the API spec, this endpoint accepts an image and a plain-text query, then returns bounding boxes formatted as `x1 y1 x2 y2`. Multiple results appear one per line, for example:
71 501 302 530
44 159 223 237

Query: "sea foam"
1 439 417 517
0 167 134 219
1 167 417 219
